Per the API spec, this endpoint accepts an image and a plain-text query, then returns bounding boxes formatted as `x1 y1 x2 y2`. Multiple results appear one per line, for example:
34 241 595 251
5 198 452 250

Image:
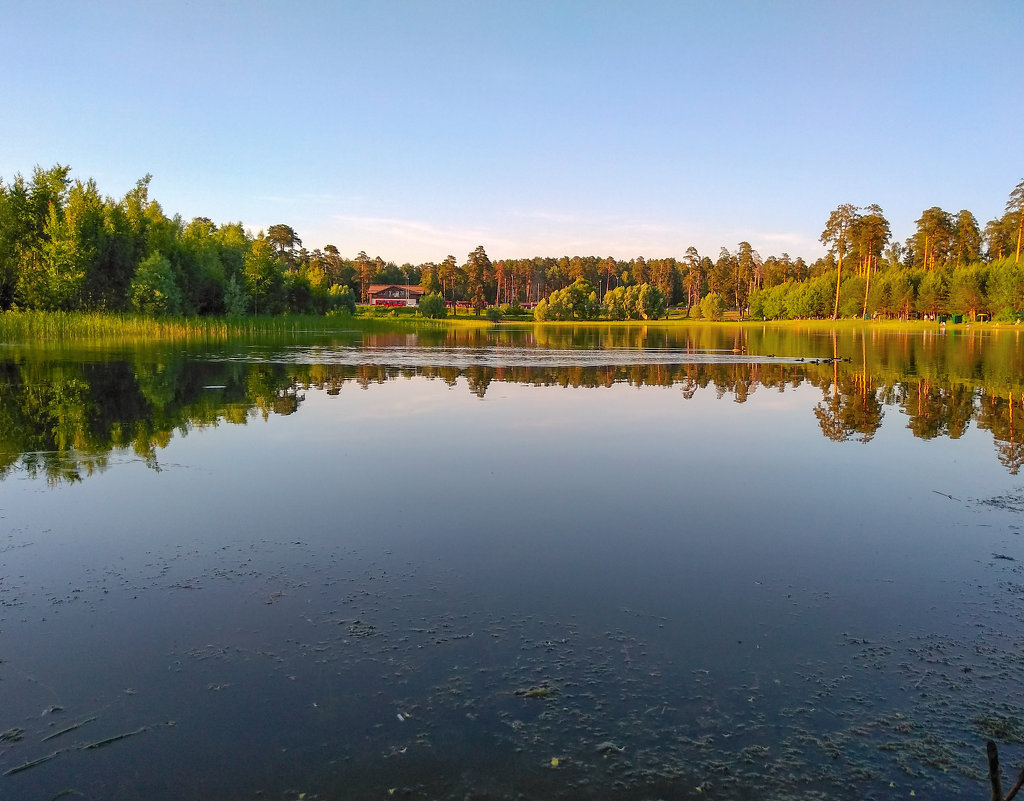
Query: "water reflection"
2 326 1024 482
3 327 1024 801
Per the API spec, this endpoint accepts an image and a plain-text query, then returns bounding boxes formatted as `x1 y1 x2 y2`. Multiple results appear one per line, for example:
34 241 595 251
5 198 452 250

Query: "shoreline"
1 308 1020 344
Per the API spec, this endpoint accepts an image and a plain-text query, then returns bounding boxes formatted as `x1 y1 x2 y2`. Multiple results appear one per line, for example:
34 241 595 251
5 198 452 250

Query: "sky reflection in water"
1 332 1024 800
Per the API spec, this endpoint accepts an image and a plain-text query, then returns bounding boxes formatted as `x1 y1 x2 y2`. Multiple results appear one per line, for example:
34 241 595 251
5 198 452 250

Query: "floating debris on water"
514 685 552 699
595 741 626 755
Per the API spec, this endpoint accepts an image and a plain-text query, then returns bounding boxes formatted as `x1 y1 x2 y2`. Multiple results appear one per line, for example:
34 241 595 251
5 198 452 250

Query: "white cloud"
302 210 827 265
328 214 522 261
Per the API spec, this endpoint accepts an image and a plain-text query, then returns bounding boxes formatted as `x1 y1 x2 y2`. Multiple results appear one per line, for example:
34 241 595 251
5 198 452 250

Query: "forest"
1 164 1022 321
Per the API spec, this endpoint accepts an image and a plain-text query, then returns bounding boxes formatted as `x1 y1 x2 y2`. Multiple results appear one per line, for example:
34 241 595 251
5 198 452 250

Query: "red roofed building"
367 284 426 307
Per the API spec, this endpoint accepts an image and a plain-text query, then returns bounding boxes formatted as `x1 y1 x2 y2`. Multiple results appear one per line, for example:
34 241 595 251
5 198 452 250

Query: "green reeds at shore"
0 310 490 343
1 310 1008 345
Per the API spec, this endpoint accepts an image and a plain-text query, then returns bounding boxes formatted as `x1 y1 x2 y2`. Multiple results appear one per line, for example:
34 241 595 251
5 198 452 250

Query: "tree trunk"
862 256 872 319
832 252 843 320
1015 213 1023 264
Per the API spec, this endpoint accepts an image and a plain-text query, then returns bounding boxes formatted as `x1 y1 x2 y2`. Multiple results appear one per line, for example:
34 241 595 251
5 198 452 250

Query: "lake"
2 323 1024 801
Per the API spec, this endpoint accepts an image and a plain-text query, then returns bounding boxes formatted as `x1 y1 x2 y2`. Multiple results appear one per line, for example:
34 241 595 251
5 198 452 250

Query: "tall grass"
0 310 490 344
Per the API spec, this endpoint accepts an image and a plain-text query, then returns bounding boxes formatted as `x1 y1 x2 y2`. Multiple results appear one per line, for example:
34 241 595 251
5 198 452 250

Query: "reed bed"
0 311 489 344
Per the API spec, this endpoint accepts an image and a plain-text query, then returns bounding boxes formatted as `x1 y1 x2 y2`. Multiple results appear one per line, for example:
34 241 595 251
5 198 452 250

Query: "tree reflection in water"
2 325 1023 482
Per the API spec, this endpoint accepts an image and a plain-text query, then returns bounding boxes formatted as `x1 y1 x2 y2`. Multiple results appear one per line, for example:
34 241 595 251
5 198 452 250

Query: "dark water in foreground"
2 324 1024 800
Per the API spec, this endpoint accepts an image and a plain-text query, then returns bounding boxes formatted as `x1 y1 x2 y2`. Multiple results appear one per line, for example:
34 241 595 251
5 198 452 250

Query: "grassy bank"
518 315 1019 334
3 310 1016 345
0 310 491 344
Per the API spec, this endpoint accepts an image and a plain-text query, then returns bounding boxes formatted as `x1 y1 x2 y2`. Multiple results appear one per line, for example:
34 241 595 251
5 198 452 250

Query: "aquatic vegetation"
0 310 487 345
974 715 1024 744
2 327 1023 800
3 522 1021 799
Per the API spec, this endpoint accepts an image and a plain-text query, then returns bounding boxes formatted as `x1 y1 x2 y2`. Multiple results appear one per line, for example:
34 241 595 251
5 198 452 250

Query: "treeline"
1 165 1021 319
750 195 1024 321
748 259 1024 322
0 165 384 315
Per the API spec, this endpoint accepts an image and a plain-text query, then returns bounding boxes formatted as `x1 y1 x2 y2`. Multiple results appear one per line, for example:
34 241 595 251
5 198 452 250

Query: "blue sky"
3 1 1022 265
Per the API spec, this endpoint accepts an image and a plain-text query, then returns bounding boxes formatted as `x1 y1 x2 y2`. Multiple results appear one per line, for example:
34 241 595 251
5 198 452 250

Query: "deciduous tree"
129 251 183 315
417 292 447 319
243 235 281 314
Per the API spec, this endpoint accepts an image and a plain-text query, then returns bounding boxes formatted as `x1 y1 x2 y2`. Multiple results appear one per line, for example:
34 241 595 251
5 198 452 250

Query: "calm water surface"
2 325 1024 800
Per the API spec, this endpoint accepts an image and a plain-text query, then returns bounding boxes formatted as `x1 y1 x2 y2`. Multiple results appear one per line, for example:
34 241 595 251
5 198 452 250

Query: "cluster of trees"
2 165 1021 320
0 165 409 315
448 188 1023 321
768 193 1024 321
533 279 667 321
748 259 1024 322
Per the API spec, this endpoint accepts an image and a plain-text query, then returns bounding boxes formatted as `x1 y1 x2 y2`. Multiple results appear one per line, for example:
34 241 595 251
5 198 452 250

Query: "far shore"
0 308 1019 344
508 316 1019 333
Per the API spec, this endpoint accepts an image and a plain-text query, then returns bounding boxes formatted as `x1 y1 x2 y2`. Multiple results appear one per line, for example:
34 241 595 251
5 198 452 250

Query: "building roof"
366 284 426 295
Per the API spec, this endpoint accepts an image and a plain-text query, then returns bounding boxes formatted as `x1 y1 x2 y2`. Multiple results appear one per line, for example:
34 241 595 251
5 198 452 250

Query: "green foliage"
4 163 1024 325
913 206 955 270
537 278 600 320
18 202 88 310
281 271 312 314
417 292 447 319
765 282 794 320
129 252 183 316
986 258 1024 319
177 216 228 314
10 169 96 311
328 284 356 315
700 291 726 321
790 274 835 318
603 286 628 320
636 283 667 320
949 264 989 321
223 275 250 317
916 269 949 317
243 236 281 315
266 223 301 254
837 276 866 318
498 301 527 317
750 278 848 321
602 283 667 320
464 245 491 315
0 311 468 346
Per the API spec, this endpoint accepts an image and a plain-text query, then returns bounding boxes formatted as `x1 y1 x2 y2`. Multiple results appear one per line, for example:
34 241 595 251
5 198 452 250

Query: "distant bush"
700 291 726 321
602 283 667 320
499 301 527 317
328 284 356 315
535 279 600 321
418 293 447 319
